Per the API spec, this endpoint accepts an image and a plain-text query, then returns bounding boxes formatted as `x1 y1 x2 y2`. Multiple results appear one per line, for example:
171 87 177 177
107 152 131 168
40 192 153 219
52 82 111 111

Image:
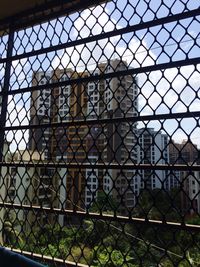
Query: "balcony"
0 0 200 266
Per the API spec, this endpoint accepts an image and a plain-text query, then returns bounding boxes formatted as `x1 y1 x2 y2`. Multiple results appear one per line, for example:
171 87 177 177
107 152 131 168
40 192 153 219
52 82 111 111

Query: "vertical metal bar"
0 27 14 162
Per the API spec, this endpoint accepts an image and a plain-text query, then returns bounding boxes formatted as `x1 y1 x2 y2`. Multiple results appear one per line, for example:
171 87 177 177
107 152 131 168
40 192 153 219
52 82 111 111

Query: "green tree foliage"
92 246 136 266
3 210 23 245
135 188 182 221
89 191 117 213
5 188 200 266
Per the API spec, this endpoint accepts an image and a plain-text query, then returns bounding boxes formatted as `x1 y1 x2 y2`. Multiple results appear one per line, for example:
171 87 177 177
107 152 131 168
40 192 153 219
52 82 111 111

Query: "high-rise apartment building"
181 169 200 214
29 59 139 212
101 60 138 211
169 140 200 214
29 71 52 159
169 140 199 165
137 128 171 191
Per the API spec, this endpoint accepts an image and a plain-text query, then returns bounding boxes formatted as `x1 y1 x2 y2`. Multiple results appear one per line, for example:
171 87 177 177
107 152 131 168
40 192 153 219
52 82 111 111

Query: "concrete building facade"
29 59 139 212
137 128 170 191
5 150 60 231
169 140 200 214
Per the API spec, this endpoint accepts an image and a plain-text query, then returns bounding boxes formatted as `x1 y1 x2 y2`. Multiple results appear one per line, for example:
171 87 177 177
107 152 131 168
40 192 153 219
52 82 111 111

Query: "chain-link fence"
0 0 200 266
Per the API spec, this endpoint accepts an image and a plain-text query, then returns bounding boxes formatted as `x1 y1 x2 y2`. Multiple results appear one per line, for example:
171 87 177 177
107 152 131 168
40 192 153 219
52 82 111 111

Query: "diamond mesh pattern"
0 0 200 266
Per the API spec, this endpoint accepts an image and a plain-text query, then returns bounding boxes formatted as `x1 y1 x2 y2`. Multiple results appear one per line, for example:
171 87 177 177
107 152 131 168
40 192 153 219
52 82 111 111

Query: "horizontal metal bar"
1 202 200 232
0 8 199 64
5 247 87 267
0 162 199 171
3 110 200 131
3 56 199 97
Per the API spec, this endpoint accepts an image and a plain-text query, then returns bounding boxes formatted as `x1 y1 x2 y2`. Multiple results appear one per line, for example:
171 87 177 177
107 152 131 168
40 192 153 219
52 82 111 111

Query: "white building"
188 170 200 213
85 59 138 211
137 128 170 191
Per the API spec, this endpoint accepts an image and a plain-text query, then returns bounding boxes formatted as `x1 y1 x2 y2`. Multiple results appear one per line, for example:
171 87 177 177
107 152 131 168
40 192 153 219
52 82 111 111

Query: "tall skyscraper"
29 71 52 160
100 60 138 211
29 59 139 212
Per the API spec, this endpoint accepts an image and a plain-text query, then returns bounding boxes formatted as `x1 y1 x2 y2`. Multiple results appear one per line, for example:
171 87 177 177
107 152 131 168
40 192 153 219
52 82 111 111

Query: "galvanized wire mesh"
0 0 200 266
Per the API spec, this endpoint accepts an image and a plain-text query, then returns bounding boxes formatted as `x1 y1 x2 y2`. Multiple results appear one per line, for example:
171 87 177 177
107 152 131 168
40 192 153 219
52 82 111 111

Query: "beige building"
29 59 139 215
5 150 60 231
0 141 11 244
